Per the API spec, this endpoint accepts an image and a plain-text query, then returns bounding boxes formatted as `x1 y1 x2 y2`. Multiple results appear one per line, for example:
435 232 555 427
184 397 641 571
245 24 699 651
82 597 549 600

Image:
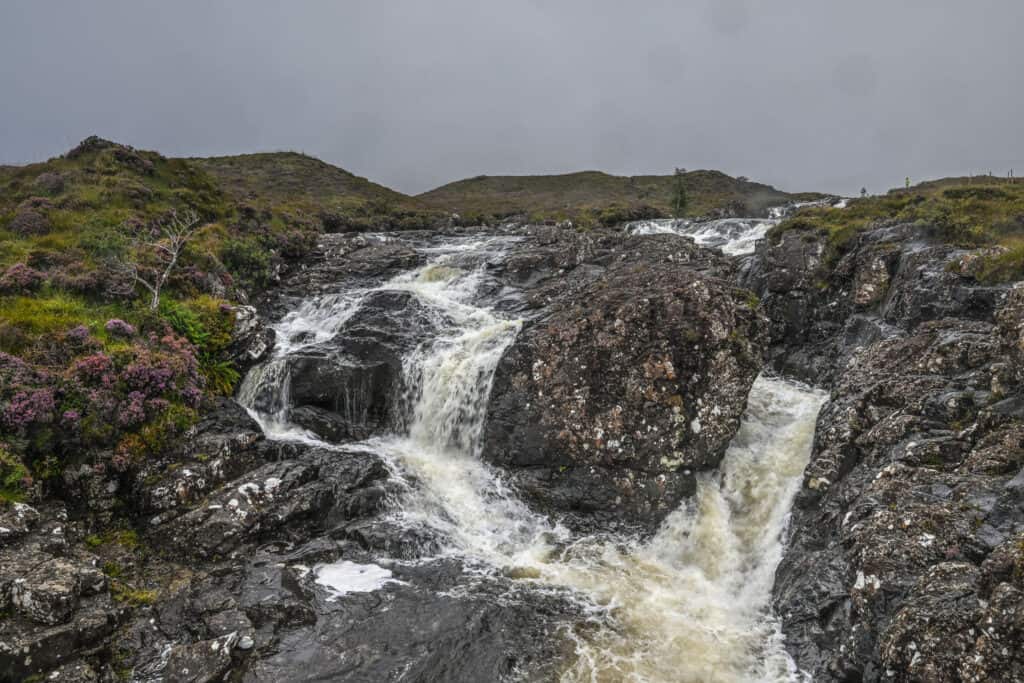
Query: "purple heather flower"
104 318 136 337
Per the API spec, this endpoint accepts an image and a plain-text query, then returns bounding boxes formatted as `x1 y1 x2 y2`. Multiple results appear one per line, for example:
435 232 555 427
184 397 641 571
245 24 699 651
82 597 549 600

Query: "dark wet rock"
485 232 766 531
772 285 1024 680
0 505 126 681
153 447 389 559
10 557 82 625
43 661 100 682
286 290 443 436
227 304 275 371
136 398 266 517
341 241 423 276
289 404 363 441
164 633 239 683
340 519 443 560
743 223 1013 384
242 557 575 683
263 235 425 309
0 600 125 681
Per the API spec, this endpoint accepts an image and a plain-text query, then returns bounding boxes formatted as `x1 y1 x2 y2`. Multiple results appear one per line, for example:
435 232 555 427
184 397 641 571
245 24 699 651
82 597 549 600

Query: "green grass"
112 584 158 606
85 529 140 550
768 176 1024 281
0 444 30 503
974 237 1024 283
192 151 423 213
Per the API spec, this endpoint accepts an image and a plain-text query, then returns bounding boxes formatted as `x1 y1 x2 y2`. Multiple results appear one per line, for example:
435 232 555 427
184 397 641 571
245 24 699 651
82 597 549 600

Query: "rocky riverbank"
2 206 1023 681
748 222 1024 681
2 225 770 681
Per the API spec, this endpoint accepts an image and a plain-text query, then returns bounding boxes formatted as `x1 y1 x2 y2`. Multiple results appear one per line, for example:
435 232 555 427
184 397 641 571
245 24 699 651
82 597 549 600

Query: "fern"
200 353 240 396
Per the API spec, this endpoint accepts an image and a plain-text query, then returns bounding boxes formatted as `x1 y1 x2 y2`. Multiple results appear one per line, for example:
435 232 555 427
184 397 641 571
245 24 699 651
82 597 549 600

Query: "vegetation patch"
0 138 334 495
768 176 1024 280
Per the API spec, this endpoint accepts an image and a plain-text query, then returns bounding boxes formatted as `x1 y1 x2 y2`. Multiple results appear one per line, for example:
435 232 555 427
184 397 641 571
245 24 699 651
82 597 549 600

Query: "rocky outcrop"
283 290 444 439
758 218 1024 680
227 304 275 371
0 503 126 681
484 232 767 530
742 223 1009 384
118 435 576 682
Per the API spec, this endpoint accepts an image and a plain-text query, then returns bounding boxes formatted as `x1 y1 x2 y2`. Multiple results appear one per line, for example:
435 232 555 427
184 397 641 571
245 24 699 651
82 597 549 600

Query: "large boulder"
483 233 767 531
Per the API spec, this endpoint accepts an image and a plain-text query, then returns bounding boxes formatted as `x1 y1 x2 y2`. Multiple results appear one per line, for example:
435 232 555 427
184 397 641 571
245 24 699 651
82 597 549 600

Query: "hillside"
191 152 440 232
192 152 417 211
417 169 822 223
0 135 316 504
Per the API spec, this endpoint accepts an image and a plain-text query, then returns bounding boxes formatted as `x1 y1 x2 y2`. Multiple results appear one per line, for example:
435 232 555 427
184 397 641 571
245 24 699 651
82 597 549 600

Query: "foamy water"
237 228 825 682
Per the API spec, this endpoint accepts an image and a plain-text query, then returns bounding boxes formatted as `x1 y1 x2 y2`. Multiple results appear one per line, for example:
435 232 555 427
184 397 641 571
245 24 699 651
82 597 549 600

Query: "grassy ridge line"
416 169 823 223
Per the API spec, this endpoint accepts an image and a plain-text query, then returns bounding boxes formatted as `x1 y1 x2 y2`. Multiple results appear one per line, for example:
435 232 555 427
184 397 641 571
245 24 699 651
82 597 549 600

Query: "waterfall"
236 229 826 682
627 217 779 256
553 376 824 682
626 198 850 256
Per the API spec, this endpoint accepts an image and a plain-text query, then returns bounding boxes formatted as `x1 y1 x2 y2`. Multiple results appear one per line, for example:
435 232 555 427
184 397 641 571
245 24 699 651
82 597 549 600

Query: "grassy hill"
191 152 439 232
0 136 299 501
192 152 417 211
769 175 1024 282
417 169 821 224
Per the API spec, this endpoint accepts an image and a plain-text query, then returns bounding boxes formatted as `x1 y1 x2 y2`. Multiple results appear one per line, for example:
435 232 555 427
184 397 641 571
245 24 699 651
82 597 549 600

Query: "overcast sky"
2 1 1021 196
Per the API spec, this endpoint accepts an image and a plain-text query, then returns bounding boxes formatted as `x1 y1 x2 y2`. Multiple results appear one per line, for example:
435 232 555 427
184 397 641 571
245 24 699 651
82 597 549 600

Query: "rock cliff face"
484 231 767 530
748 224 1024 681
741 223 1008 385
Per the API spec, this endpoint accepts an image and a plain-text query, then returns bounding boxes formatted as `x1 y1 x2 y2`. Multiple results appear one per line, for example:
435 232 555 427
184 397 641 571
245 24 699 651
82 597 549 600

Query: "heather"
0 137 331 498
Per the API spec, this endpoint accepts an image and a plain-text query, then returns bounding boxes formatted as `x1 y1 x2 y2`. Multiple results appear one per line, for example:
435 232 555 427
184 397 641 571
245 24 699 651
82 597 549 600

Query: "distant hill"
191 152 420 212
189 154 820 227
417 169 822 222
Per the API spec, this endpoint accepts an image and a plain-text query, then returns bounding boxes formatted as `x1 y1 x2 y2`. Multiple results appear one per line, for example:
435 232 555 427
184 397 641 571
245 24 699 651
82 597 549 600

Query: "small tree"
110 209 202 309
671 169 689 218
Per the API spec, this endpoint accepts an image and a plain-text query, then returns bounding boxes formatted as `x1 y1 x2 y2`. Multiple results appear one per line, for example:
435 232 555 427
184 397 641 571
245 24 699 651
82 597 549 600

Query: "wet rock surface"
283 289 444 437
742 222 1010 384
755 222 1024 680
0 503 127 681
10 216 1021 681
485 230 767 531
0 228 588 681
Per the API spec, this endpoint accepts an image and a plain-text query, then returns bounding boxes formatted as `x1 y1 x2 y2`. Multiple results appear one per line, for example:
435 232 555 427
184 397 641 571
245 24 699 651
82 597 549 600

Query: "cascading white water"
237 228 826 682
627 217 779 256
548 376 824 683
627 198 850 256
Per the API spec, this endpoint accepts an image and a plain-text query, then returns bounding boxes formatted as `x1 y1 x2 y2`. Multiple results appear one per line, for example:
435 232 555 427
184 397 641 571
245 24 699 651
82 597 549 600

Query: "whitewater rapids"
237 226 825 682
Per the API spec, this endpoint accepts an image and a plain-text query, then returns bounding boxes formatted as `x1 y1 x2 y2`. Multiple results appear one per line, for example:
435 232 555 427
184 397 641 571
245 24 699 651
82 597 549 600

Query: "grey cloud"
1 0 1022 197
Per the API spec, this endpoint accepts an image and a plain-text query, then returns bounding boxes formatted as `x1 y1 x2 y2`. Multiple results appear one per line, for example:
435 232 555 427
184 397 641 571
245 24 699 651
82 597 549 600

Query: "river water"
237 219 826 682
